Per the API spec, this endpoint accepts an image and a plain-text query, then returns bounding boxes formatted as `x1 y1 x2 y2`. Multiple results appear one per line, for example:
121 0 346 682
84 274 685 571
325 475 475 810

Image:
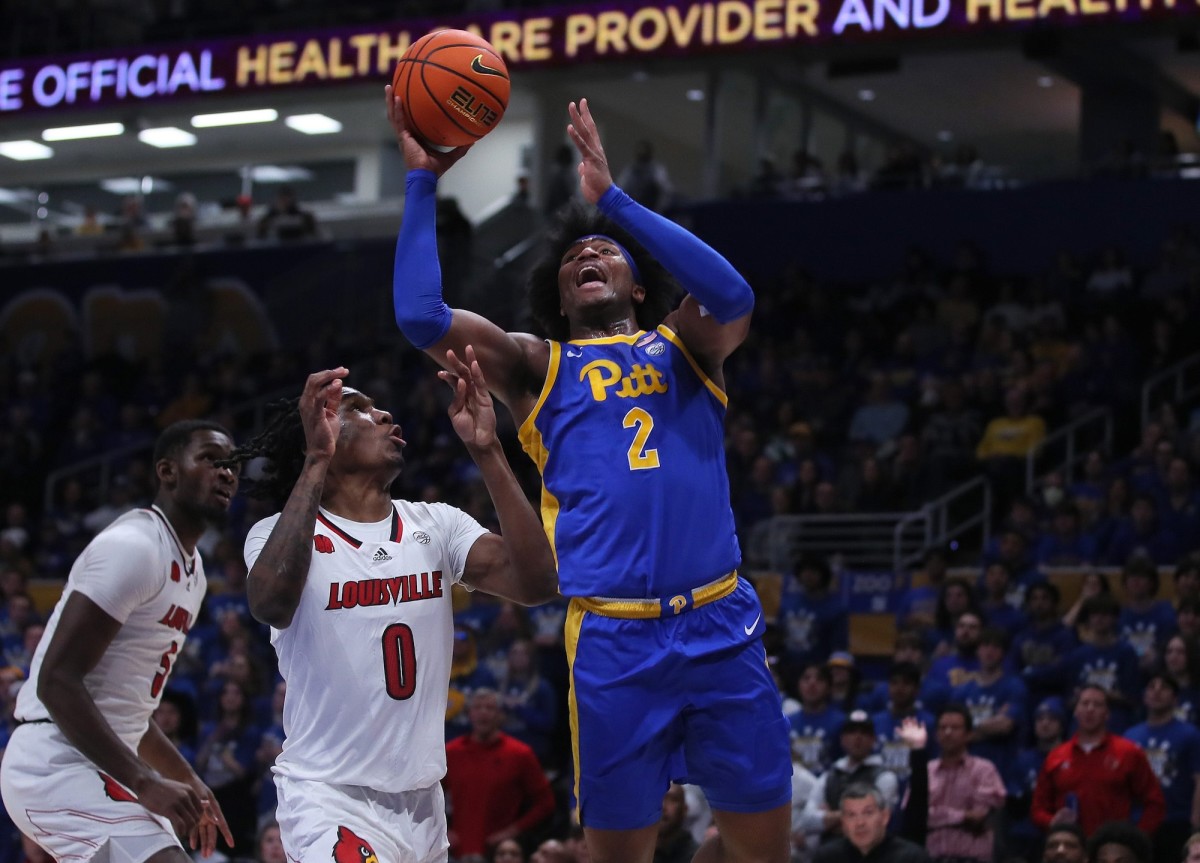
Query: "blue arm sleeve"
597 184 754 323
393 169 453 349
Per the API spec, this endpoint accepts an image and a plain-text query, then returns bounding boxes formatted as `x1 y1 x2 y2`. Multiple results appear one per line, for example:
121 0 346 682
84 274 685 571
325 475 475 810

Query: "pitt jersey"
15 506 206 749
244 500 487 793
518 326 740 599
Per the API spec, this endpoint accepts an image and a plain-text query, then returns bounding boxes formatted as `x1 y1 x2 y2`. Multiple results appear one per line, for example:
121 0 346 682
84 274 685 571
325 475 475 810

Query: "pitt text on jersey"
579 360 668 401
325 571 444 610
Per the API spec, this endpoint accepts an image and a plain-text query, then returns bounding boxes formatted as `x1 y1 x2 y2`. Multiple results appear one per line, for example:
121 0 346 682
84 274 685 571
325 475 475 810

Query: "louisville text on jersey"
157 603 192 633
325 571 444 610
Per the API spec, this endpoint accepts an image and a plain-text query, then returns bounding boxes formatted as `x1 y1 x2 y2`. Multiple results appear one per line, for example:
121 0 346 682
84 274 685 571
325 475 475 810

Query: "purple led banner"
0 0 1192 117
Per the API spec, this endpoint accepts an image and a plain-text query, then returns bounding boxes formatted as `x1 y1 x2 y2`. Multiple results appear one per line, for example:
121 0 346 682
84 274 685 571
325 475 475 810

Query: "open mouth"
576 264 604 287
214 489 232 505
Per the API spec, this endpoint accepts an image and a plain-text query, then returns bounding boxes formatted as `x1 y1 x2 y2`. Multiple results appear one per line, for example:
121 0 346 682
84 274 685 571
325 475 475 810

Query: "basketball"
392 29 510 150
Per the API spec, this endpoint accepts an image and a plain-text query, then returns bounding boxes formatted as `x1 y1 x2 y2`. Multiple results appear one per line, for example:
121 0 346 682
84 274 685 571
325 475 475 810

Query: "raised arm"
566 98 753 376
245 368 344 629
441 346 557 605
386 87 546 416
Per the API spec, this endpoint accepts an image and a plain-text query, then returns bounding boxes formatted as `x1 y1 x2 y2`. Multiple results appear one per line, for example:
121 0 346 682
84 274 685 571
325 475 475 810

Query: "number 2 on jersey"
382 623 416 700
622 407 660 470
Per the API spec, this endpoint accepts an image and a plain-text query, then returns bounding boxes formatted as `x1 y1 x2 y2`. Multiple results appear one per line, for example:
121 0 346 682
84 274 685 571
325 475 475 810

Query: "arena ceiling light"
137 127 197 148
249 165 313 183
284 114 342 134
191 108 278 128
100 176 172 195
0 140 54 160
42 122 125 141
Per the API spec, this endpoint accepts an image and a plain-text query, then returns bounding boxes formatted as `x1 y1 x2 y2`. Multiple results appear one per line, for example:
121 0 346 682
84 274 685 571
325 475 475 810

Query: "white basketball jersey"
244 500 488 793
16 506 207 750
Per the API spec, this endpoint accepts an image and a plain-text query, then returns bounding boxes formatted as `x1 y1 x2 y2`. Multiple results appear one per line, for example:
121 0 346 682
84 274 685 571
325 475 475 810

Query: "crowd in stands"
3 186 1200 862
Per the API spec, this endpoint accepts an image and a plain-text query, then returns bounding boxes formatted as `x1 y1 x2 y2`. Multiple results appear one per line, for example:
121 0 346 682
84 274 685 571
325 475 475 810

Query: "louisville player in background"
0 420 238 863
224 352 557 863
389 91 792 863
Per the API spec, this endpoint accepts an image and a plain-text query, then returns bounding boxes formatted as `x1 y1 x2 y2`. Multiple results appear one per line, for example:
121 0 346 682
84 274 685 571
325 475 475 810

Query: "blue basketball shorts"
564 575 793 830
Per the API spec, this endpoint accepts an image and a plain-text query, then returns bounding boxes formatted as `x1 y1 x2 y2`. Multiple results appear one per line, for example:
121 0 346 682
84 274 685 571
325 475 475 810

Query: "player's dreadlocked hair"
216 396 305 507
527 201 680 342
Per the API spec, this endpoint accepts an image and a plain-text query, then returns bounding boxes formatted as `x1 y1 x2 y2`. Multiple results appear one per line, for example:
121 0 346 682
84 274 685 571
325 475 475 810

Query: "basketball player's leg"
692 805 792 863
680 619 792 863
567 610 680 863
582 823 659 863
1 726 183 863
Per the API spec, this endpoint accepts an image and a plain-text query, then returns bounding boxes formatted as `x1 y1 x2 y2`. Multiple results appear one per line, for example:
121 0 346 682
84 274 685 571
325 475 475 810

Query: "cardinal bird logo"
332 826 377 863
99 772 137 803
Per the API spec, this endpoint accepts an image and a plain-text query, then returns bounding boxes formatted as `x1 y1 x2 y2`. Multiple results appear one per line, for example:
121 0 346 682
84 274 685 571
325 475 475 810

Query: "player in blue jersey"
387 89 791 863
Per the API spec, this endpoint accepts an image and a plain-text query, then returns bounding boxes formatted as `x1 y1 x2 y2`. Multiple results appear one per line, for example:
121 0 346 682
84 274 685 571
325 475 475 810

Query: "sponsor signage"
0 0 1191 116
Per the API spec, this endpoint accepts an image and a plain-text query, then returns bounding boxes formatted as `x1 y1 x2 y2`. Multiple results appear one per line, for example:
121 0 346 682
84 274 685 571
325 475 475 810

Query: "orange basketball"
392 29 510 149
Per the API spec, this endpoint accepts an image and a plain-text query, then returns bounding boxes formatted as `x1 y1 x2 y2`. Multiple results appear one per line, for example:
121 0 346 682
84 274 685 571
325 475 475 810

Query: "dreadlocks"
526 200 680 341
217 396 305 507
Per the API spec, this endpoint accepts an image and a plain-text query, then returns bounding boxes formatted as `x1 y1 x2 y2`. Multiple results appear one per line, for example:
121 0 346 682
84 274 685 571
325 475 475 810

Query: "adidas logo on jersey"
372 548 392 563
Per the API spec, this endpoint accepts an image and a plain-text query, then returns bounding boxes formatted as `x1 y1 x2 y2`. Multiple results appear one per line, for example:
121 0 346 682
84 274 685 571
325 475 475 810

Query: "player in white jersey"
1 420 239 863
225 350 558 863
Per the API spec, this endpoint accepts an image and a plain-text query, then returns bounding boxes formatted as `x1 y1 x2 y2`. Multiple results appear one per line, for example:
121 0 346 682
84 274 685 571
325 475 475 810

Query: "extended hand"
188 781 235 857
566 98 613 204
897 716 927 750
385 85 471 175
299 368 348 461
134 774 206 840
439 345 497 451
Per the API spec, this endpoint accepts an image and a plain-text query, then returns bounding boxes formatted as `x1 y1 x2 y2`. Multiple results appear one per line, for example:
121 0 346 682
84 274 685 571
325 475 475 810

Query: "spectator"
1012 698 1069 859
896 548 950 633
1176 559 1200 608
1085 821 1152 863
655 784 699 863
975 385 1047 510
256 186 318 240
931 577 982 658
1185 833 1200 863
828 652 864 714
927 610 983 697
1013 582 1078 698
194 680 260 851
1031 684 1165 837
1062 571 1113 634
778 555 848 672
789 663 848 776
848 373 910 449
617 139 673 212
1156 458 1200 544
443 689 555 862
1043 823 1087 863
802 710 899 844
1106 497 1183 567
920 378 983 494
951 627 1027 793
1063 595 1141 730
871 663 937 801
1124 673 1200 863
812 784 930 862
1118 557 1178 668
170 192 198 247
1163 634 1200 722
493 838 526 863
496 639 557 765
257 821 286 863
1037 502 1099 567
926 704 1006 863
978 562 1028 632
